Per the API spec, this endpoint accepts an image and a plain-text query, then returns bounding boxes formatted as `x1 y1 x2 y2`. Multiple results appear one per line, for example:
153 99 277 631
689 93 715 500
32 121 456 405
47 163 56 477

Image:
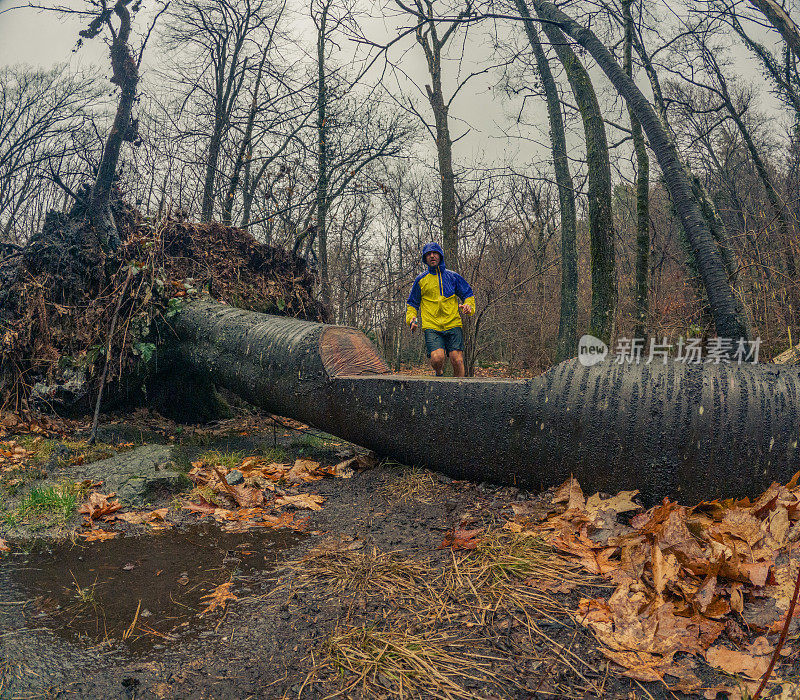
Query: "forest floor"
0 398 798 699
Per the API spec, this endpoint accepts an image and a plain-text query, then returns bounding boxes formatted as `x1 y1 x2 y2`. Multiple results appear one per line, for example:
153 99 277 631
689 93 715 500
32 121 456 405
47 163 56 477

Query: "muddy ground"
0 410 791 699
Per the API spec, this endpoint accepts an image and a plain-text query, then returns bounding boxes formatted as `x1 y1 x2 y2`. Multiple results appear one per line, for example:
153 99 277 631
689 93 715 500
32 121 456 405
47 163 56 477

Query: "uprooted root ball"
1 201 324 412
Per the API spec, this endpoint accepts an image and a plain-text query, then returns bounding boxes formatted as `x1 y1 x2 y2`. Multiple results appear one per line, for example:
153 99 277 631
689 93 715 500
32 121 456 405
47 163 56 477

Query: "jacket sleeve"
406 278 421 325
455 274 475 315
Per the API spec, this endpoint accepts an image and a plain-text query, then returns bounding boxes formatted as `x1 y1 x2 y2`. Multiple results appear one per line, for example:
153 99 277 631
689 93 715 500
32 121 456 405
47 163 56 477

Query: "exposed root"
1 204 323 412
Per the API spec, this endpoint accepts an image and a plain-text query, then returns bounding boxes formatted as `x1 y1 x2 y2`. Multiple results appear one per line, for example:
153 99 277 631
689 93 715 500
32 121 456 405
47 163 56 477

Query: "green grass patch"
189 485 228 507
196 449 245 470
13 435 56 467
289 434 340 457
259 446 288 462
13 436 115 469
1 474 26 496
17 482 82 525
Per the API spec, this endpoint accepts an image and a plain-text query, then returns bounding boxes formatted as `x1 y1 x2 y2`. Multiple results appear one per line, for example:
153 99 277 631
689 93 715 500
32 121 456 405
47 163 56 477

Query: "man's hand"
458 304 472 315
410 318 419 333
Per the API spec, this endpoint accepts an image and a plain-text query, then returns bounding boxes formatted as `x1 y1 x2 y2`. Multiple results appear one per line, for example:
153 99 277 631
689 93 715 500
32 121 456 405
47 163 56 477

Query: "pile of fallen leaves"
0 440 31 474
0 201 324 412
0 410 77 440
72 452 375 540
182 452 375 533
77 490 171 541
506 476 800 696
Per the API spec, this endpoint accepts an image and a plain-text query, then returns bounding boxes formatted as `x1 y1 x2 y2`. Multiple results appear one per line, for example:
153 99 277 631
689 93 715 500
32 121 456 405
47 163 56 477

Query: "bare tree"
748 0 800 63
531 3 616 344
528 0 750 342
306 0 415 313
394 0 476 270
622 0 650 340
56 0 158 250
163 0 269 222
512 0 578 359
0 65 98 239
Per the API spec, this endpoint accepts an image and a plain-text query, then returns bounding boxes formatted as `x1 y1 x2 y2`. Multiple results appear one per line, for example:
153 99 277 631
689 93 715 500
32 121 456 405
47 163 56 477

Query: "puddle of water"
8 524 304 653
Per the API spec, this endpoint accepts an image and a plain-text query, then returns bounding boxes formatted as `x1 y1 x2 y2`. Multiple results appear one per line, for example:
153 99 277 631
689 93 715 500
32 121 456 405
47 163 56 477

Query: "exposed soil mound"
0 198 324 412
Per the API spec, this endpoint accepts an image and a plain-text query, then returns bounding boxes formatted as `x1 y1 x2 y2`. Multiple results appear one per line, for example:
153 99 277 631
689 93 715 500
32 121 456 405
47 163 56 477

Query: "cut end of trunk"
320 327 390 377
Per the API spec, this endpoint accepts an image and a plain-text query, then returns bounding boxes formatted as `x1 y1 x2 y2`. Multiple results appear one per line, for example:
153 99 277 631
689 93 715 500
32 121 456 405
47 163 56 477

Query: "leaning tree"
512 0 752 342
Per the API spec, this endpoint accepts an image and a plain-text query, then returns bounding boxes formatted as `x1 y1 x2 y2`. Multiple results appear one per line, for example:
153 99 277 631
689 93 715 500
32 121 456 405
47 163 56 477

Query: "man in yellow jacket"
406 242 476 377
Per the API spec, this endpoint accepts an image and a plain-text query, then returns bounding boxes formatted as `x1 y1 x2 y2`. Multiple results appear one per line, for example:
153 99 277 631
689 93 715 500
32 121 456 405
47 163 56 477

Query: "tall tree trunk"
749 0 800 64
531 0 750 342
427 86 457 269
399 0 471 272
240 158 257 230
222 53 267 226
200 46 249 223
705 49 800 326
622 0 650 340
632 23 750 328
416 31 458 269
201 117 223 222
88 0 138 250
514 0 577 360
316 2 331 315
729 11 800 119
536 10 616 344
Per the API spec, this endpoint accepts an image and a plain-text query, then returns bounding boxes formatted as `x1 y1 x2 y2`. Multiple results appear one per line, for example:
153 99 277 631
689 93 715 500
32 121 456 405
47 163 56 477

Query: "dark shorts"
424 327 464 357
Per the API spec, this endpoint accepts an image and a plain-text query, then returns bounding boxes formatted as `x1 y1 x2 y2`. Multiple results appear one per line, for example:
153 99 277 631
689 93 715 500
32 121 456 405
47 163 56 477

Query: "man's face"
425 251 441 267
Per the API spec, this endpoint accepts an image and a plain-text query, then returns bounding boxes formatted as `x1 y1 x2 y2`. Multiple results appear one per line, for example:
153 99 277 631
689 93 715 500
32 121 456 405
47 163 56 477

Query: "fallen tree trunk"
165 300 800 505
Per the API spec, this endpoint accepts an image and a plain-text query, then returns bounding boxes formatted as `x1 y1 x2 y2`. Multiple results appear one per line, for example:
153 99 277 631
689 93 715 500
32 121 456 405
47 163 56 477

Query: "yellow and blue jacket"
406 242 475 331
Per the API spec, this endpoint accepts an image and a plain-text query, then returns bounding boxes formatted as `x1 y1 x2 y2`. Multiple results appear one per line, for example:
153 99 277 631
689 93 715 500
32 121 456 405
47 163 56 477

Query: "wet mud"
8 525 304 654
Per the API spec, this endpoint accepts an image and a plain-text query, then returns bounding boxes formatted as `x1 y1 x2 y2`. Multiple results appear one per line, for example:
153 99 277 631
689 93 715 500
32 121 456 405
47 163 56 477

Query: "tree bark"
201 116 224 223
705 48 799 326
199 23 250 223
623 0 650 341
514 0 578 361
222 53 267 226
531 0 750 342
631 28 743 300
413 3 459 269
427 85 457 269
728 10 800 119
88 0 138 251
749 0 800 64
316 0 331 314
166 300 800 505
536 8 616 344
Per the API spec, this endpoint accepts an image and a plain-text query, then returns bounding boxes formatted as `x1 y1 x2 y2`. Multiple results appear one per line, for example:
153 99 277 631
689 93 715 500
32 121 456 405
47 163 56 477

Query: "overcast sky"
0 0 563 171
0 0 789 175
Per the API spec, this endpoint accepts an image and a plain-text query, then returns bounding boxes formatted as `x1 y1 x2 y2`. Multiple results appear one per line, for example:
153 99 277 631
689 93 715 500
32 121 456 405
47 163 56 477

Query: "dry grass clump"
297 532 605 698
292 547 433 606
380 466 440 505
323 625 507 700
471 531 588 594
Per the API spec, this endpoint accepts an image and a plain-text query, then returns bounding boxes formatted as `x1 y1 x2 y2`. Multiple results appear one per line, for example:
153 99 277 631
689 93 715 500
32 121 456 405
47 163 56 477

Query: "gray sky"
0 0 545 169
0 1 106 67
0 0 789 174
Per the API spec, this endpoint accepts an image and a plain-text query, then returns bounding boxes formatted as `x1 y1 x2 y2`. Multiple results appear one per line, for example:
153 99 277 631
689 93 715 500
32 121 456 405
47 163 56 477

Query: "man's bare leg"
449 350 465 378
430 348 446 376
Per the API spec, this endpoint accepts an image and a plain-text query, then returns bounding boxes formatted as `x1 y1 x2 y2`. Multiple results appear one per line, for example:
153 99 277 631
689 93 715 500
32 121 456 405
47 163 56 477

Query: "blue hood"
422 242 445 272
